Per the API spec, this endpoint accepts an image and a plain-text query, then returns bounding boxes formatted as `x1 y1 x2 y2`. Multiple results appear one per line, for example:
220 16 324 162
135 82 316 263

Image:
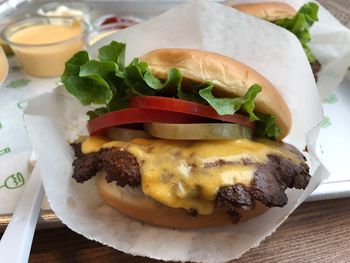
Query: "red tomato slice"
129 96 255 129
88 108 208 135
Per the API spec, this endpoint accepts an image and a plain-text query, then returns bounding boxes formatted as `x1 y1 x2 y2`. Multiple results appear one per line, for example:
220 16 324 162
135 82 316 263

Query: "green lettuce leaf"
87 107 108 119
79 60 117 90
199 84 262 121
275 2 319 63
61 51 89 82
198 84 280 139
63 77 112 105
177 81 209 103
98 41 126 77
123 58 183 96
61 41 281 139
61 52 113 105
255 113 281 139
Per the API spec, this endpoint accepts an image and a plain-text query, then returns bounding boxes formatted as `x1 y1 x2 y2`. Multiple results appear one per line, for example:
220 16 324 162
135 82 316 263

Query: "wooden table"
22 198 350 262
3 0 350 262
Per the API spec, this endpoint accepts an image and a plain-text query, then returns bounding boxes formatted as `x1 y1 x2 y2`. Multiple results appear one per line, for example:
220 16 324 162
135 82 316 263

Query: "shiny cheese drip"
82 137 302 215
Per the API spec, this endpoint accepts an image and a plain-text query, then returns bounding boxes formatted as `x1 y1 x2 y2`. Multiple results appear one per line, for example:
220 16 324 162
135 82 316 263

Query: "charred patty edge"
71 143 310 221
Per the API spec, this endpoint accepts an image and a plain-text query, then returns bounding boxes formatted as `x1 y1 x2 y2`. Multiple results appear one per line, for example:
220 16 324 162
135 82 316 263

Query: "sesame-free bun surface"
140 48 291 139
232 2 296 21
96 172 269 228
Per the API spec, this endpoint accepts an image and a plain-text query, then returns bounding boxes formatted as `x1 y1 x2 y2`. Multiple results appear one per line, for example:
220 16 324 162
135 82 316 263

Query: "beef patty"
311 60 322 81
71 143 310 219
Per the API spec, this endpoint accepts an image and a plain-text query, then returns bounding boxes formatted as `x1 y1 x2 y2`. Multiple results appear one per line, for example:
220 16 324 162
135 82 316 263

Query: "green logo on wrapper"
9 66 21 72
0 172 25 190
6 79 31 88
17 100 28 110
323 94 337 104
321 116 331 128
0 147 10 156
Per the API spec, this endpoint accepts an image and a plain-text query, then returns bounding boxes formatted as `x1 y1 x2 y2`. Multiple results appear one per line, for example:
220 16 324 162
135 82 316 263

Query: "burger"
232 2 321 80
61 41 310 228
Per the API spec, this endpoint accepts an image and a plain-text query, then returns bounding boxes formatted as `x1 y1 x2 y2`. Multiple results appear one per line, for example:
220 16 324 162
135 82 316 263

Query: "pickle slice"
144 123 253 140
107 127 153 141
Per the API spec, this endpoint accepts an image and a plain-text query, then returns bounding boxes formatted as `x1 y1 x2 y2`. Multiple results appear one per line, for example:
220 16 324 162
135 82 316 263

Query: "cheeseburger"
232 2 321 80
62 41 310 228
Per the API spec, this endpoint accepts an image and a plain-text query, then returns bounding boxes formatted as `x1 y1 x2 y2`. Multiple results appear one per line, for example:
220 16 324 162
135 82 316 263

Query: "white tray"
308 75 350 201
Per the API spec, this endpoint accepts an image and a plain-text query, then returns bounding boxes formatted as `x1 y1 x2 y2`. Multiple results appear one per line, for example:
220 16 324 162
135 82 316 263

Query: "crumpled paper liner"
24 1 328 262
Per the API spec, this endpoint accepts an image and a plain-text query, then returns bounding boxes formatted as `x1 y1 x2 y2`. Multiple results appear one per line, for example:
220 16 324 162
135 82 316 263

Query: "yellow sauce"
82 136 302 215
0 47 8 84
9 23 83 77
0 39 12 54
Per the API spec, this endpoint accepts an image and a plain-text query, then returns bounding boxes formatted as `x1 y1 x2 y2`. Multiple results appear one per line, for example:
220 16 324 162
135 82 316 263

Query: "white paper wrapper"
226 0 350 99
24 1 328 262
0 54 58 213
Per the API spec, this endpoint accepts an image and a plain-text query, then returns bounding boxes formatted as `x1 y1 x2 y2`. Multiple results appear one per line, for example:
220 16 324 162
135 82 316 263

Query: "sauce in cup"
3 17 85 77
0 46 8 86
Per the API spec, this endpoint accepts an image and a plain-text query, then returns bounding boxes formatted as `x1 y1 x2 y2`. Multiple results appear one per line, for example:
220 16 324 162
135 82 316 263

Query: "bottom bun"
96 172 268 228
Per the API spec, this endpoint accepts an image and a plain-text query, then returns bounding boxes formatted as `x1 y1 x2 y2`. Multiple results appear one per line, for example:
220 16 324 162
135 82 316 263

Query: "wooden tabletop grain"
22 198 350 262
3 0 350 262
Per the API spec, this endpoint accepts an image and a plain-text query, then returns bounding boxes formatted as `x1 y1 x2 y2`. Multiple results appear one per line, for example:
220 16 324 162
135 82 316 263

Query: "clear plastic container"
3 17 86 77
0 17 15 54
37 2 92 28
88 14 142 45
88 22 135 45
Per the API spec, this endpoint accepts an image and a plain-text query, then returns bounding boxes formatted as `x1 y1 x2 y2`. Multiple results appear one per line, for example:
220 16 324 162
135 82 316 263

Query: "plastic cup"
3 16 86 77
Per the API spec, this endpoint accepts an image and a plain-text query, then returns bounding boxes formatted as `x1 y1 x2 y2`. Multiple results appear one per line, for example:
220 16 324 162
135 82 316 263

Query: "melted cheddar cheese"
82 136 302 215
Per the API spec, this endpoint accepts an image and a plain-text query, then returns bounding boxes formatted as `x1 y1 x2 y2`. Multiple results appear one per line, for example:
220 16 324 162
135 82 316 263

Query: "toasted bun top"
232 2 296 21
140 48 292 139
